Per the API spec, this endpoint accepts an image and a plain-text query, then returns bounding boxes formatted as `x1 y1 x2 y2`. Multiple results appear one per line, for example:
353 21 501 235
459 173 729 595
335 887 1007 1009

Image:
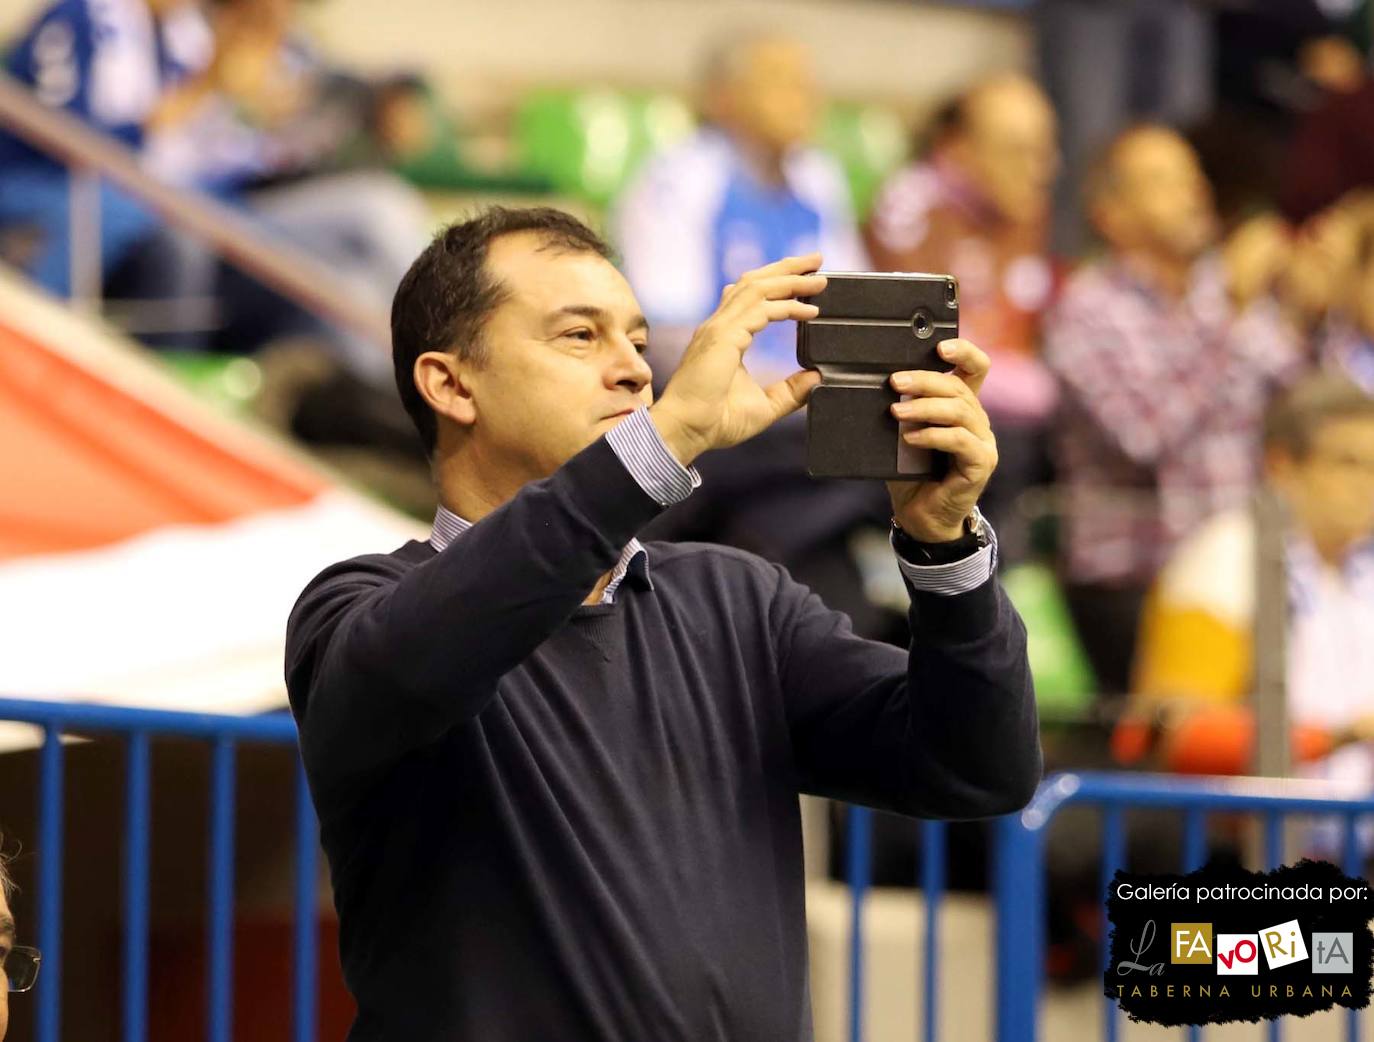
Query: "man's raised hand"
649 254 825 466
887 338 999 542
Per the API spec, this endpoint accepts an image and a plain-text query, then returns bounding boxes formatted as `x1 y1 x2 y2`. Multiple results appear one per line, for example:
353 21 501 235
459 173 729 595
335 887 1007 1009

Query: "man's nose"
606 337 653 393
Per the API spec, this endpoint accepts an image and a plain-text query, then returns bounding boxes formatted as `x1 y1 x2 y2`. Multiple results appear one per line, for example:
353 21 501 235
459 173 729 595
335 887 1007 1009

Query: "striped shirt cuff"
605 407 702 507
892 512 998 596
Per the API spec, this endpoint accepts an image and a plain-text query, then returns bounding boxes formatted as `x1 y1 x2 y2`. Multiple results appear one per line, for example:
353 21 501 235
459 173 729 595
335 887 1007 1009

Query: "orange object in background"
0 273 418 723
1162 705 1336 777
0 320 322 562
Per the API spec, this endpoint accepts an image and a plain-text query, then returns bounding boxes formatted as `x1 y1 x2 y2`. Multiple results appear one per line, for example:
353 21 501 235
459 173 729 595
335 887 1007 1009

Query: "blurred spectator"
1314 195 1374 391
866 73 1061 556
1279 192 1368 345
1036 0 1213 254
0 0 430 381
615 33 889 640
0 0 217 296
1281 71 1374 224
165 0 431 382
614 31 866 383
1190 2 1366 233
1123 374 1374 790
1044 125 1303 694
337 73 550 193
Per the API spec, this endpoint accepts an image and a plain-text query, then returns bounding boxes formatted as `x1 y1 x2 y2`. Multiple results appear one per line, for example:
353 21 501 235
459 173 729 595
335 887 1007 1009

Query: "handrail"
0 73 391 346
0 696 299 741
1015 770 1374 830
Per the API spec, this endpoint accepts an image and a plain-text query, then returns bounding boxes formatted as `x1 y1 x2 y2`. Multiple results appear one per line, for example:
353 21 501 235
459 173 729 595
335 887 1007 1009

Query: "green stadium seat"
158 351 262 414
819 103 908 220
1000 560 1098 718
514 88 695 206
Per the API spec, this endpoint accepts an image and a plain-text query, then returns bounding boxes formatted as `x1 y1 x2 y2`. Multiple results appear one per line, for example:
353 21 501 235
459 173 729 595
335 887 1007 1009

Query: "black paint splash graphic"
1105 860 1374 1026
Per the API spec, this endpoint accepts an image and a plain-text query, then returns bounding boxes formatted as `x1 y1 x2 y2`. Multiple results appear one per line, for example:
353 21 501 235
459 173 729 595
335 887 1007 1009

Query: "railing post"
67 166 102 311
207 738 237 1042
123 731 152 1042
847 805 872 1042
292 758 319 1042
920 819 945 1042
35 725 65 1042
1100 806 1125 1042
993 811 1044 1042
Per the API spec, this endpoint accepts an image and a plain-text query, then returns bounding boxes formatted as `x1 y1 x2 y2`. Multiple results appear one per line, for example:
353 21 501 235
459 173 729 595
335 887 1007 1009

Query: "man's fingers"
890 396 990 437
763 298 820 323
888 339 991 397
736 252 823 283
889 369 977 402
763 369 822 419
935 338 990 394
730 298 821 338
902 425 998 475
727 272 827 305
936 337 990 376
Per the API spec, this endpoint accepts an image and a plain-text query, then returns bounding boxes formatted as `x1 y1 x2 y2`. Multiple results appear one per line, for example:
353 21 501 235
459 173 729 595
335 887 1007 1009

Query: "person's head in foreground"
1264 373 1374 564
1089 124 1218 273
698 33 820 163
941 72 1059 227
0 843 41 1041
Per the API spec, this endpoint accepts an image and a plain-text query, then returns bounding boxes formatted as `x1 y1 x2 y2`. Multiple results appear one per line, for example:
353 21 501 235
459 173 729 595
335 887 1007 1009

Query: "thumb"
764 369 821 420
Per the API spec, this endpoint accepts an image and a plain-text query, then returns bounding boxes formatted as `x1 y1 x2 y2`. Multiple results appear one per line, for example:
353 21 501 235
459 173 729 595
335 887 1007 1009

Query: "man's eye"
564 329 594 341
632 341 648 355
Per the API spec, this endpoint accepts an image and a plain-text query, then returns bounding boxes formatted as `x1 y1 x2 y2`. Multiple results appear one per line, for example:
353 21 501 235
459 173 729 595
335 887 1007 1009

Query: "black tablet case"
796 272 959 480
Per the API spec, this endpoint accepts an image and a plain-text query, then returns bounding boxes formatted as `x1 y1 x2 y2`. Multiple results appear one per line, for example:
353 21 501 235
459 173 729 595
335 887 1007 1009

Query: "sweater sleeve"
772 563 1042 819
285 436 666 799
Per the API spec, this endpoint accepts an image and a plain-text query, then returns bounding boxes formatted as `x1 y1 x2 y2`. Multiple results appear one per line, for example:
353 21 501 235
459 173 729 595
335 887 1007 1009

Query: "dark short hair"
1264 373 1374 458
390 207 612 457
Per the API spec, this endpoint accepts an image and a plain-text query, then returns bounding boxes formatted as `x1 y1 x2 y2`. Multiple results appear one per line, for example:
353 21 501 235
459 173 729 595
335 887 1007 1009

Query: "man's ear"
414 350 477 429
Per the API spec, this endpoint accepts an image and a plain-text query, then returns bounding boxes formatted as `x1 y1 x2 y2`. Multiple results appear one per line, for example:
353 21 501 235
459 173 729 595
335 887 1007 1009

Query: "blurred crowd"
4 0 1374 914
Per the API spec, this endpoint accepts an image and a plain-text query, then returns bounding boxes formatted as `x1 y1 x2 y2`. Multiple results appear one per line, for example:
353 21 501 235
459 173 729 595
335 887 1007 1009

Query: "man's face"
950 77 1059 226
715 39 820 154
1271 417 1374 553
455 232 654 485
0 888 12 1041
1097 129 1217 262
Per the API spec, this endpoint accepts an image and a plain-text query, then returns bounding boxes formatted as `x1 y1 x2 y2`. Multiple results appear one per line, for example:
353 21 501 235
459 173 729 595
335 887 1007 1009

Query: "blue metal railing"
843 807 949 1042
0 697 317 1042
10 701 1374 1042
990 772 1374 1042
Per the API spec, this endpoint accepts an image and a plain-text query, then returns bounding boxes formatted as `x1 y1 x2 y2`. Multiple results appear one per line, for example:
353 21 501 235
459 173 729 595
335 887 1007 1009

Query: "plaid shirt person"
1044 254 1304 586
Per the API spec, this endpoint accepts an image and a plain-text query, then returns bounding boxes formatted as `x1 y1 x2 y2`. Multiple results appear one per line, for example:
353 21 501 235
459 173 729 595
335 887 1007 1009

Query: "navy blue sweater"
285 435 1041 1042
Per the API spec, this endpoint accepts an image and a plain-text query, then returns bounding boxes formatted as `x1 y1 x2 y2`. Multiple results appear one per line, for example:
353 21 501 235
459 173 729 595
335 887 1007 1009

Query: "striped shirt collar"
429 505 651 605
